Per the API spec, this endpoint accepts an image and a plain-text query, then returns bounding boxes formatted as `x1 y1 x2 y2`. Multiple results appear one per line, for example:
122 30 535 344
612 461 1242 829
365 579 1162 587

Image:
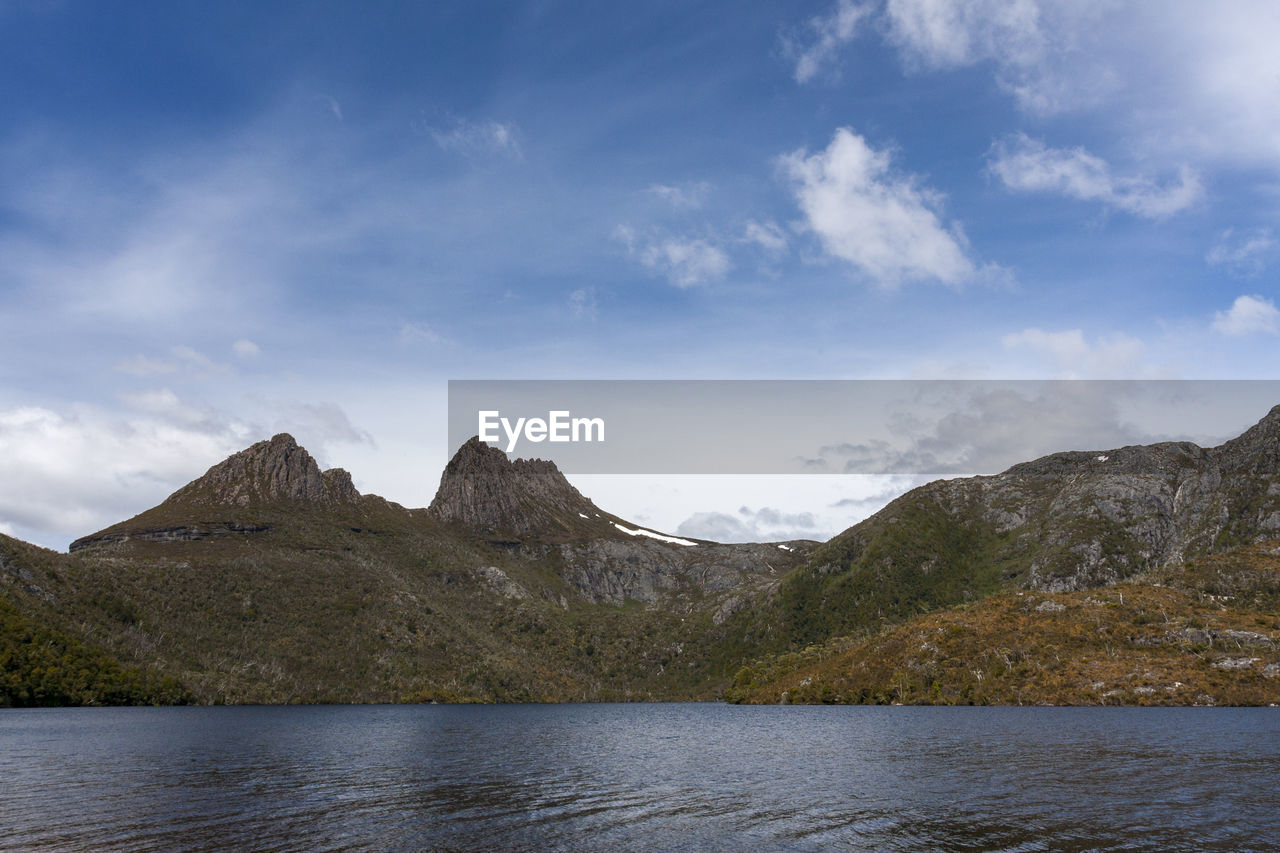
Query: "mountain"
70 434 362 550
720 405 1280 656
717 408 1280 704
3 409 1280 707
11 433 810 704
428 436 610 539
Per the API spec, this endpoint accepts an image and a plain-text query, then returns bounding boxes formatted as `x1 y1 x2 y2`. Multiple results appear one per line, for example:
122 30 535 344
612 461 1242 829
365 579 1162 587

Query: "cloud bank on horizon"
2 0 1280 549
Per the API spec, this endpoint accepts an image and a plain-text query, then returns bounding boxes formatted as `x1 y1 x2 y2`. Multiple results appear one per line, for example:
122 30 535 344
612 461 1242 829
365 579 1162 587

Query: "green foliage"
715 491 1013 668
0 597 190 707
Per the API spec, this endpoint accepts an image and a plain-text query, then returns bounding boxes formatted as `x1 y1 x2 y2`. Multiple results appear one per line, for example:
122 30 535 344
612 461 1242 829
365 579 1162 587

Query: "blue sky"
3 1 1280 549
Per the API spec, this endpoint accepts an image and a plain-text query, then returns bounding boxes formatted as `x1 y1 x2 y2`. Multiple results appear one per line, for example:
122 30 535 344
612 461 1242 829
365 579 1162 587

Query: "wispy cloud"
425 117 523 160
881 0 1065 108
616 225 731 288
114 354 178 376
1212 295 1280 337
314 94 343 121
568 287 598 320
788 0 873 83
1207 229 1276 278
988 134 1201 219
866 1 1280 167
677 505 820 543
742 220 789 256
780 127 978 287
399 322 445 345
1002 328 1146 378
647 182 711 209
273 401 374 447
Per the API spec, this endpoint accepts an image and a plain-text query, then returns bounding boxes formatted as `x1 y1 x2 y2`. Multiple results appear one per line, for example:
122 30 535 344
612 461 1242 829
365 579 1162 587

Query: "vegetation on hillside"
9 417 1280 708
0 597 190 707
725 578 1280 706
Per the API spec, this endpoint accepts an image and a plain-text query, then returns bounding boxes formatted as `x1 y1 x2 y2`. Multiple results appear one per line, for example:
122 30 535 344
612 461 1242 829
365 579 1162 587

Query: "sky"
3 1 1280 550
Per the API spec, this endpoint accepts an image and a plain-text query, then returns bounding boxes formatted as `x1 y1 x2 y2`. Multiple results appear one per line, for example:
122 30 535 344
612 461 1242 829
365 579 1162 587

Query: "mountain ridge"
7 406 1280 706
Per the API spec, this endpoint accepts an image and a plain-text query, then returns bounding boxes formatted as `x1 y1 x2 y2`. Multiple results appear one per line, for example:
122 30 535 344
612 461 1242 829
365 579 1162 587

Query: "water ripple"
1 705 1277 851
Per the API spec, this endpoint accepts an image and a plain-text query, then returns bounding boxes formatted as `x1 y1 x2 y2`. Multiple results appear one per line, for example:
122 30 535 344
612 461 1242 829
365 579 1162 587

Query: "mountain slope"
727 571 1280 707
70 434 364 550
721 405 1280 661
5 407 1280 706
17 434 809 703
1 533 191 706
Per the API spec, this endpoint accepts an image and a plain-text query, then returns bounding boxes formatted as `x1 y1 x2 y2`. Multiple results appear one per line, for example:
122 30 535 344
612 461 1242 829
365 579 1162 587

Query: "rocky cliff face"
69 434 361 550
426 437 814 605
427 437 606 539
167 433 361 507
812 405 1280 596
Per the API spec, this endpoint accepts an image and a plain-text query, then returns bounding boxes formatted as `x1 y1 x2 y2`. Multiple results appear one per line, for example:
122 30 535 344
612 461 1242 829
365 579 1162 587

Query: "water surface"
2 704 1276 851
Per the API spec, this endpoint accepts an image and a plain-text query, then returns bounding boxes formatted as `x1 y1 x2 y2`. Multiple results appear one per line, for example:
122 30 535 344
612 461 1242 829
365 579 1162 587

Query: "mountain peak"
427 437 601 538
167 433 361 508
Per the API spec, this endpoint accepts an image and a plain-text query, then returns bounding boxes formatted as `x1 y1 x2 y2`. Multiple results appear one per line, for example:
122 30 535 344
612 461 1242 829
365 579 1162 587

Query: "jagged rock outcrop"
167 433 361 507
69 434 361 550
426 437 814 602
427 437 606 539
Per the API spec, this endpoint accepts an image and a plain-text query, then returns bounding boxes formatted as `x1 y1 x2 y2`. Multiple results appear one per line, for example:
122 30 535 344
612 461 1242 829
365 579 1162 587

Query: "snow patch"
1096 455 1109 462
613 522 697 546
777 544 794 551
578 513 589 519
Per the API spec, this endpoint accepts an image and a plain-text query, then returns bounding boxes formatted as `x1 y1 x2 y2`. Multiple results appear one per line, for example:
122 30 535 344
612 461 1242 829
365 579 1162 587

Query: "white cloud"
863 1 1280 167
815 385 1172 476
114 354 177 376
1002 328 1146 378
574 474 902 545
398 322 444 345
427 118 523 159
790 0 874 83
882 0 1087 112
1212 295 1280 337
780 127 977 287
232 338 260 359
743 220 789 256
644 239 731 287
677 506 821 543
884 0 1046 70
0 404 253 549
170 345 228 372
568 287 597 320
0 392 374 550
988 134 1201 219
1207 229 1276 278
273 401 374 447
647 182 711 209
616 225 731 287
119 388 215 426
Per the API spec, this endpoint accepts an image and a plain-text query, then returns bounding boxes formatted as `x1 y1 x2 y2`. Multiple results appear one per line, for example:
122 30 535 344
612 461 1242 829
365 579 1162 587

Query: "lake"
1 704 1276 851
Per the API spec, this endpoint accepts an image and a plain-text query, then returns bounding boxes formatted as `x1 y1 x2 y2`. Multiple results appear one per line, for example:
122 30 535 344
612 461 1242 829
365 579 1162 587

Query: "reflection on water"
1 704 1276 851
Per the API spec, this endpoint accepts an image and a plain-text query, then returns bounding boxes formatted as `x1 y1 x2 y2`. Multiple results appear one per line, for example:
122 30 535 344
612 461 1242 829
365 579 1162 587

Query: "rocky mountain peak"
167 433 362 508
1216 404 1280 473
427 437 601 538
